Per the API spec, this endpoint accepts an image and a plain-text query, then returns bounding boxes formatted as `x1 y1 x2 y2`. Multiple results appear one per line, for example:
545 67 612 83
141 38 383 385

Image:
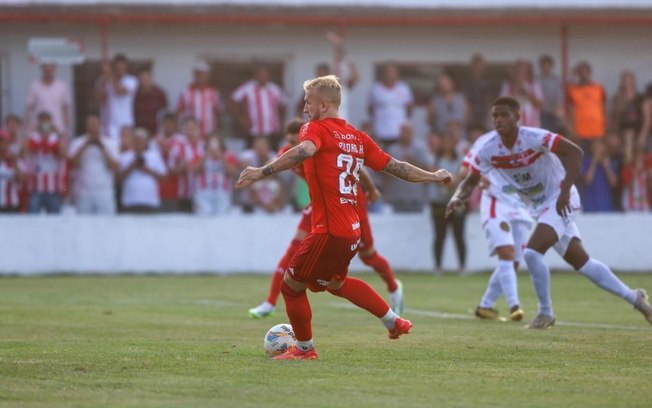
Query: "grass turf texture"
1 273 652 408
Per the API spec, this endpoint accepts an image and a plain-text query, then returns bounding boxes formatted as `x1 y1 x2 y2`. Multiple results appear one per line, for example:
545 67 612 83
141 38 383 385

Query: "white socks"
523 248 554 317
496 260 520 309
380 309 398 329
480 260 519 309
579 258 637 304
480 269 502 308
296 339 314 351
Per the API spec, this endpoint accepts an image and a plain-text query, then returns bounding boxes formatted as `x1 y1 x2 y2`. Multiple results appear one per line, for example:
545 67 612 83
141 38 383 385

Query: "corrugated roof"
4 0 652 9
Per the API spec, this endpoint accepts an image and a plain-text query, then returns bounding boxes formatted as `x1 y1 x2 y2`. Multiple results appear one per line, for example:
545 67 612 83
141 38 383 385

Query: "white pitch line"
328 302 650 331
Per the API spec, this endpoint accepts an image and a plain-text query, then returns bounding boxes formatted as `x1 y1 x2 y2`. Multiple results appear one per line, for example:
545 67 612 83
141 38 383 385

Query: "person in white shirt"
368 64 414 149
119 127 167 213
447 96 652 329
460 131 533 322
69 114 119 214
25 63 71 136
97 54 139 140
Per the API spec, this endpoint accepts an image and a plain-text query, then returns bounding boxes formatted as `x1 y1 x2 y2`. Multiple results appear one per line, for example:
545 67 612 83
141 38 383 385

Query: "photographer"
118 127 166 214
69 114 119 214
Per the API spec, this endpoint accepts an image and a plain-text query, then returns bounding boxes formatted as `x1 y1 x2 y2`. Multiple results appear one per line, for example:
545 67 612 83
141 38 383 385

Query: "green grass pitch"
1 272 652 408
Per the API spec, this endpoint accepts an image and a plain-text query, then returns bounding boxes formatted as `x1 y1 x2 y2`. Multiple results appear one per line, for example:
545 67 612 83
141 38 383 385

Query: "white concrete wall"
0 212 650 274
1 22 652 131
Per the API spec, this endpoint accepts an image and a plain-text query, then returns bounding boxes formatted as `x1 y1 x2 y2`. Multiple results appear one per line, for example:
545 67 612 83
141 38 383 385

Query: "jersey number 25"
337 153 363 196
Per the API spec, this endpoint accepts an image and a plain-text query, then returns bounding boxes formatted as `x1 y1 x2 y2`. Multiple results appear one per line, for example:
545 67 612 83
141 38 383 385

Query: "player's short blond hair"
303 75 341 107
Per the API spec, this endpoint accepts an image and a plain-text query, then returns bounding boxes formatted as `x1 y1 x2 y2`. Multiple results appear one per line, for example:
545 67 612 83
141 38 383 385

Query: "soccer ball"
263 323 296 357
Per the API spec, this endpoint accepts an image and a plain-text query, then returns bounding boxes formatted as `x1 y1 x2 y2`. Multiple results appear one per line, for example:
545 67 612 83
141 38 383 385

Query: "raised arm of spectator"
236 140 316 188
346 61 360 90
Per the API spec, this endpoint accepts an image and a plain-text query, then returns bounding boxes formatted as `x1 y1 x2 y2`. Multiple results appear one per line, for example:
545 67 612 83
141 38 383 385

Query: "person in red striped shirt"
0 131 25 213
191 133 238 215
231 66 287 150
176 63 221 138
168 117 205 213
24 111 68 214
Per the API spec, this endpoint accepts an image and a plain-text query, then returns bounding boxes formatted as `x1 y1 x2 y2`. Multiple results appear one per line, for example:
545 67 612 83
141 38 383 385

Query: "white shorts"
480 194 533 261
76 189 116 215
533 187 582 257
194 189 232 215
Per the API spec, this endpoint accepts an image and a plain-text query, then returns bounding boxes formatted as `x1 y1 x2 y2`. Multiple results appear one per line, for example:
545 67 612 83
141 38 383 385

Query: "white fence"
0 212 650 274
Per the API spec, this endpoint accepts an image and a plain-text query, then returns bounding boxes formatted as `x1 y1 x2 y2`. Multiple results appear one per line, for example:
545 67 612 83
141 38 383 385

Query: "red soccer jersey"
299 118 390 238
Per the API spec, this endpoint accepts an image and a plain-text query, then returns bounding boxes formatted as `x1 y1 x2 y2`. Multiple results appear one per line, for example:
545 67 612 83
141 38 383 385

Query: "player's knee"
359 248 375 261
282 273 306 293
326 278 347 295
523 248 543 265
495 245 515 261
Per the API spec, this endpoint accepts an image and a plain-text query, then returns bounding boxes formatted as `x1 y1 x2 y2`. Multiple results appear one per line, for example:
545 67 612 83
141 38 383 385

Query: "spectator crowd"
1 52 652 220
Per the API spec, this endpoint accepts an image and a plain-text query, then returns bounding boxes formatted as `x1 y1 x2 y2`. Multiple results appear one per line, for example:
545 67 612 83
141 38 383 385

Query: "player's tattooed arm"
382 158 452 184
236 141 317 189
445 170 481 218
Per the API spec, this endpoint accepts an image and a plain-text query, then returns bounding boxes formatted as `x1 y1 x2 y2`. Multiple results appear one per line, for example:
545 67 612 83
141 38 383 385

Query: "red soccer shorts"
287 232 360 292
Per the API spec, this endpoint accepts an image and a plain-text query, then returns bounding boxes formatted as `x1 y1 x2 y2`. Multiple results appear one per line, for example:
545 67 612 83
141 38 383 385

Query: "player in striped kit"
248 119 404 319
24 112 68 214
176 63 221 137
191 133 238 215
0 131 25 213
447 96 652 329
231 66 286 150
460 132 531 322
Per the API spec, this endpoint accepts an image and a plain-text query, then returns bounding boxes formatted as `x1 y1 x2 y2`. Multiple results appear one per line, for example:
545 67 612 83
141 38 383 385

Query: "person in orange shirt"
567 61 607 150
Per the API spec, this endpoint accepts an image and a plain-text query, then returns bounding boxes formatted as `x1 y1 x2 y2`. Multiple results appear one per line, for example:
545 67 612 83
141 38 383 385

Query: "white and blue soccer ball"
263 323 296 357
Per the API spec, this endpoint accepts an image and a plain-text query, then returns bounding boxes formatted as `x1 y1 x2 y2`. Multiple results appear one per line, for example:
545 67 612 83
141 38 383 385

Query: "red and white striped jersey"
25 132 67 194
232 80 285 136
621 159 651 212
176 85 221 136
0 157 23 208
169 138 204 198
195 152 237 192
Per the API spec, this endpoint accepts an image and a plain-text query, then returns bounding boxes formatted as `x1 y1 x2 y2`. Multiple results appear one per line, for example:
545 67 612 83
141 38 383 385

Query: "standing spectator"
25 63 71 136
500 60 544 127
192 133 238 215
168 117 204 213
384 122 429 212
97 54 139 140
154 112 185 212
119 128 166 213
4 114 24 157
368 63 414 149
621 150 652 212
176 63 221 137
296 59 359 121
611 71 643 163
581 139 618 212
605 132 625 211
24 111 68 214
0 131 25 213
428 72 470 134
637 83 652 151
428 131 466 273
538 54 565 133
68 114 119 214
238 136 277 213
464 53 491 129
567 61 607 149
134 68 168 136
231 66 286 149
